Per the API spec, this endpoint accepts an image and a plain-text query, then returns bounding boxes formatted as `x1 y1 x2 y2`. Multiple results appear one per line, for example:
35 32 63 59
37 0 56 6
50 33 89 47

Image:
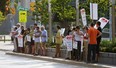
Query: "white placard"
18 35 23 47
80 9 87 26
64 35 73 51
73 41 77 49
26 35 31 42
60 28 65 36
98 17 109 29
81 37 84 52
90 3 98 20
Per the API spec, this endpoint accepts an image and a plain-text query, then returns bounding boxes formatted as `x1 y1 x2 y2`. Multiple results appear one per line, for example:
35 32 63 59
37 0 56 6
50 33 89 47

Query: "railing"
0 35 11 43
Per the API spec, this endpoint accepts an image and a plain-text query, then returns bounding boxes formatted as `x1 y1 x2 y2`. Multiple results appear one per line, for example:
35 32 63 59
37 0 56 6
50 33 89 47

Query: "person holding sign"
96 21 102 62
54 25 63 58
25 28 31 54
73 26 84 61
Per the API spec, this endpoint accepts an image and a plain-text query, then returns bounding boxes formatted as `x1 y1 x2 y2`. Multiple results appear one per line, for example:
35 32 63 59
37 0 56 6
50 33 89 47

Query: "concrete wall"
46 48 116 65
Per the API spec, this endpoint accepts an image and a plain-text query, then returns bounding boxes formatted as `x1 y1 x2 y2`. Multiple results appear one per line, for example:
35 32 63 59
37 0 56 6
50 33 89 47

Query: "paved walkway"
0 41 116 68
0 41 14 51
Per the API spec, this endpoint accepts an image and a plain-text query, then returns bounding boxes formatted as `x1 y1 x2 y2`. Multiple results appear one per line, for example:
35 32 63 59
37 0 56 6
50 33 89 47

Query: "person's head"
83 26 88 32
96 21 101 27
57 25 61 30
16 23 21 28
90 23 95 27
26 28 30 34
36 27 40 31
21 26 24 30
14 27 17 31
72 27 76 32
76 26 80 31
41 25 45 31
34 23 37 28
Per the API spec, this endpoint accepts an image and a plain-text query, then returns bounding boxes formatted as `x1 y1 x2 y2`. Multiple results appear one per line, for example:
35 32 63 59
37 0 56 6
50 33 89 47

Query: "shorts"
31 38 34 45
25 41 31 46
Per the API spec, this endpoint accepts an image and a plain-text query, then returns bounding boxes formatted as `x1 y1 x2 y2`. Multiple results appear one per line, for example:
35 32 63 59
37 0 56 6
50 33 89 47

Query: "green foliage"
100 39 116 53
32 0 49 24
112 47 116 53
51 0 76 22
0 11 5 25
79 0 109 24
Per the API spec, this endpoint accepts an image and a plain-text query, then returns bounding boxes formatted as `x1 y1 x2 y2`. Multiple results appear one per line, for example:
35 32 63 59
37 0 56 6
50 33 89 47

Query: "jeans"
87 44 96 62
73 41 81 60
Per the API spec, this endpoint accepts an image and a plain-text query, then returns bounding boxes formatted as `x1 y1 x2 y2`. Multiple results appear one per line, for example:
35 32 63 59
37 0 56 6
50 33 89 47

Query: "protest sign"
73 41 78 49
64 35 73 51
18 35 23 47
98 17 109 29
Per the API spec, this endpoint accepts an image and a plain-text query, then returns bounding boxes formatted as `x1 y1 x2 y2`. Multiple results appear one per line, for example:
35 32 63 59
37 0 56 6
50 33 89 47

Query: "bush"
112 47 116 53
100 39 116 53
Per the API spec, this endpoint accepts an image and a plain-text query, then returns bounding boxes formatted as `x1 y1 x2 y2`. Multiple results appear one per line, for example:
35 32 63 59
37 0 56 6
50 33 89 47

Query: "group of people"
10 23 48 56
54 21 102 63
10 21 102 63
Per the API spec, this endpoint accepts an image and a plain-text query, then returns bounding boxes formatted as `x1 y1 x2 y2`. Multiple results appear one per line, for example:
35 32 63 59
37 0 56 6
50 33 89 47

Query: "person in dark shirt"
96 21 102 62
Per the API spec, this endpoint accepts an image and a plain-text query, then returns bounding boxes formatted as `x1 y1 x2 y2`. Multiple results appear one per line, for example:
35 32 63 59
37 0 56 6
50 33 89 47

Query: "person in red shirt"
87 23 102 63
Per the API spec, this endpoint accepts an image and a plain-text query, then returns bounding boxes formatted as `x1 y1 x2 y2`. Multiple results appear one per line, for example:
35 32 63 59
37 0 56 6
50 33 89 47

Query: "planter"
99 52 116 65
46 48 116 65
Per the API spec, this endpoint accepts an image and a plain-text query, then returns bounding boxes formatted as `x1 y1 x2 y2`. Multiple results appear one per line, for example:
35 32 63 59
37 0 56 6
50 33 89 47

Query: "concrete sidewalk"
6 52 116 68
0 41 115 68
0 41 14 51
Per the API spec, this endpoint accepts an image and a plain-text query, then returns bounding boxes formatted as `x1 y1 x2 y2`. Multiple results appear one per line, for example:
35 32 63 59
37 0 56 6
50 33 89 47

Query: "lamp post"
76 0 79 26
111 0 116 42
20 0 27 29
109 0 116 42
48 0 52 40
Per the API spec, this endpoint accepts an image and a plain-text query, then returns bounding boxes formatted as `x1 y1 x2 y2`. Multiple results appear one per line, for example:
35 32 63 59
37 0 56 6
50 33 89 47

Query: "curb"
0 49 11 51
6 52 109 68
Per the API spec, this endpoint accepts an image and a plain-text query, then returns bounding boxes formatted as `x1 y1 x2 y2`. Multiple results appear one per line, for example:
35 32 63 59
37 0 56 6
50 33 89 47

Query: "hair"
83 26 88 30
76 26 80 29
72 27 76 31
90 23 95 27
36 27 39 30
57 25 61 29
34 23 37 26
96 21 101 26
27 28 30 31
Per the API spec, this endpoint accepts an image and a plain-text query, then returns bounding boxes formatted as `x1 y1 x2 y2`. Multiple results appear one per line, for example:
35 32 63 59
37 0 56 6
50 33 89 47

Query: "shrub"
100 39 116 53
112 47 116 53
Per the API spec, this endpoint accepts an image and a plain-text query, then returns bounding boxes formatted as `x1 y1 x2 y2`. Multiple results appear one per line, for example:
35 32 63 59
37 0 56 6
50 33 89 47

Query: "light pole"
111 0 115 42
48 0 52 40
76 0 79 26
109 0 116 42
20 0 27 29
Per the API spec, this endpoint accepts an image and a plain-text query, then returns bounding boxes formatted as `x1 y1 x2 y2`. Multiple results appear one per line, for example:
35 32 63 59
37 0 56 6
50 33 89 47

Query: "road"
0 51 88 68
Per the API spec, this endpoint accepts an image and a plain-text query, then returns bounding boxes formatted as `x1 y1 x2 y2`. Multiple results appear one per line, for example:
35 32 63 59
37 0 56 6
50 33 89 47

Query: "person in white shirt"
73 26 84 61
25 28 31 54
14 23 21 52
34 27 42 56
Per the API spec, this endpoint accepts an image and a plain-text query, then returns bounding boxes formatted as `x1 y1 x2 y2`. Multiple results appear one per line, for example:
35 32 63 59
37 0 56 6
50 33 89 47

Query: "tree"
51 0 76 27
0 11 5 25
32 0 49 25
0 0 10 16
79 0 109 23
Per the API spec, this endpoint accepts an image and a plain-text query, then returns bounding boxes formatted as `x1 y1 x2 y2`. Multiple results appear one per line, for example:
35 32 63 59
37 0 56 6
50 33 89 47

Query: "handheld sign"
99 17 109 29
